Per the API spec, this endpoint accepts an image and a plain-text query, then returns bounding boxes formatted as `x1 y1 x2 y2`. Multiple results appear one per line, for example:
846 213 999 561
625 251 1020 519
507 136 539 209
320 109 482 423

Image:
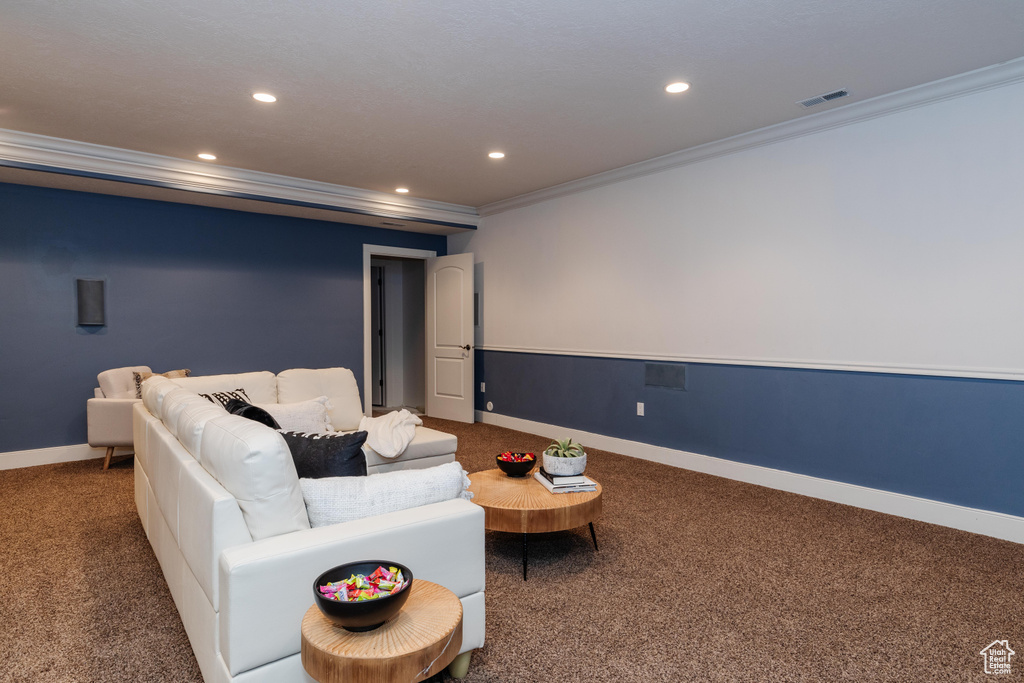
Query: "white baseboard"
0 443 110 470
476 410 1024 545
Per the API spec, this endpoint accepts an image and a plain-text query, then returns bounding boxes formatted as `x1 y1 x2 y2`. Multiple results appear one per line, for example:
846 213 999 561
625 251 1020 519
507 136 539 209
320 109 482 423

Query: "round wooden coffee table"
301 580 463 683
468 468 602 580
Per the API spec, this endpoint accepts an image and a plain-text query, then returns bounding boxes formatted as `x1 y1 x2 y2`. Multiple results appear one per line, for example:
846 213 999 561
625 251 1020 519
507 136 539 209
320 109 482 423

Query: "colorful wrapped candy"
318 565 408 602
497 452 535 462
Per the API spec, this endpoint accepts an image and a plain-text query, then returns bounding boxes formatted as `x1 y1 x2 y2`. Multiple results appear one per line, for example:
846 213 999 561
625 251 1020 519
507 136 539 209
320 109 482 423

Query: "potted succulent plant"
542 438 587 476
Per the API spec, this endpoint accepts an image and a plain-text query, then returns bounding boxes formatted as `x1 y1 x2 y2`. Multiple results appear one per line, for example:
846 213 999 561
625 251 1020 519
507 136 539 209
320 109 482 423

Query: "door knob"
462 344 472 351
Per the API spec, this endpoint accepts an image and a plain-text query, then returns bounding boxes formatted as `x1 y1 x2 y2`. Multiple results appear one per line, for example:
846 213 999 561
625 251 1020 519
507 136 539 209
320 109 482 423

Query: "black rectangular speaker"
76 279 106 326
644 362 686 390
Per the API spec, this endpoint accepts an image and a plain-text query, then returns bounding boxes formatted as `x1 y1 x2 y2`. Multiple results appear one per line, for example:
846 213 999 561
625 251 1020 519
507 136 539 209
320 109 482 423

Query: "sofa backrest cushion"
160 389 211 439
277 368 364 431
172 371 278 405
98 365 152 399
176 399 230 463
199 415 311 540
142 375 185 416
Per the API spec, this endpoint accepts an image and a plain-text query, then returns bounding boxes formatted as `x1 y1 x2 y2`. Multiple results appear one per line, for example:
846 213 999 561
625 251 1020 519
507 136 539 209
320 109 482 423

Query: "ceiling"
2 0 1023 210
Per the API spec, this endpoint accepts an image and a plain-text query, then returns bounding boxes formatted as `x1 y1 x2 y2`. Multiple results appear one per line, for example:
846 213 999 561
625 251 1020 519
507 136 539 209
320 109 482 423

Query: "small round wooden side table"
468 468 602 580
301 580 463 683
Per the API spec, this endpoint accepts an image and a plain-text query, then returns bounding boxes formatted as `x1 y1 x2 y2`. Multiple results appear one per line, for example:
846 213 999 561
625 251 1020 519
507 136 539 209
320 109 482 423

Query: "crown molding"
0 129 479 229
480 56 1024 217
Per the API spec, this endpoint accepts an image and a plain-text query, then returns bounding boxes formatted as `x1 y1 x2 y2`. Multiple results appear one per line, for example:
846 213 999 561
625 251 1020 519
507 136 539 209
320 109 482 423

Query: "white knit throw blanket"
358 409 423 458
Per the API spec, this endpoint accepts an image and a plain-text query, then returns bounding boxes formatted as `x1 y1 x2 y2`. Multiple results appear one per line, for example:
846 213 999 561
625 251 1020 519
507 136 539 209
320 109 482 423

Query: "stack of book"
533 468 597 494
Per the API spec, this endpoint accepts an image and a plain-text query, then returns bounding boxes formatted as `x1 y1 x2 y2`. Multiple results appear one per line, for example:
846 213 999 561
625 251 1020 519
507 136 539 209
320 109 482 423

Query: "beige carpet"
2 417 1022 682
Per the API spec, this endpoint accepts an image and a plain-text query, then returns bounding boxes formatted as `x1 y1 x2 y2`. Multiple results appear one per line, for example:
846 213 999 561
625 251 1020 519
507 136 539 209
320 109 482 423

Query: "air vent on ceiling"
797 88 849 108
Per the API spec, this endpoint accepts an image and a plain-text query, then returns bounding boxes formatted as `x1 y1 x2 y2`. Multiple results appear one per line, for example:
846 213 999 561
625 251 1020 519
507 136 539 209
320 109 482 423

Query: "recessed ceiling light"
488 151 505 159
252 93 277 103
665 82 690 94
395 187 409 194
197 153 217 160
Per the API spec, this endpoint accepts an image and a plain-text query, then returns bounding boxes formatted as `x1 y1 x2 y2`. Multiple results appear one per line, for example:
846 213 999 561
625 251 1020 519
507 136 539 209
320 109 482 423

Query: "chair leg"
103 446 114 470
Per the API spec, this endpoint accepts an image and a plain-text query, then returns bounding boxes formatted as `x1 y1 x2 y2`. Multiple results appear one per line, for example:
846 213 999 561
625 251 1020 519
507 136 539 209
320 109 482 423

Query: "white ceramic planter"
542 451 587 476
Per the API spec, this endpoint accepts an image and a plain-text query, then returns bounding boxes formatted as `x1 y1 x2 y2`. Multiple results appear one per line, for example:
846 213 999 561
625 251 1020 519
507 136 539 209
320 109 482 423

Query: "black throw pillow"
223 398 281 430
200 388 252 408
279 430 369 479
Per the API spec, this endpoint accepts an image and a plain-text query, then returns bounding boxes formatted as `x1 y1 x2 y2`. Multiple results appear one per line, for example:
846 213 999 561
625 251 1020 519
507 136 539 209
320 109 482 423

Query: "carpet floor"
2 417 1022 682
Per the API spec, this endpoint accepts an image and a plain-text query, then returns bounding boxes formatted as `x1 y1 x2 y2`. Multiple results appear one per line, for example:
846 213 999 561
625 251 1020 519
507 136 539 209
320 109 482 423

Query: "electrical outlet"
486 401 494 411
480 382 486 393
637 402 645 416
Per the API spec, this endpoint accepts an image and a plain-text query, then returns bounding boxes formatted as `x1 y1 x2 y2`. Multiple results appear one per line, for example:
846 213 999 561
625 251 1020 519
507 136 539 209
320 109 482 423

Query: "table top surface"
468 467 602 510
301 579 462 680
467 468 602 534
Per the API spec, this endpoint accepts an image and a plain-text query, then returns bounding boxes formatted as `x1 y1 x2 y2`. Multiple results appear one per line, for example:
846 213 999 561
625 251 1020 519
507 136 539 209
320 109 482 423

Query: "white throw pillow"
258 396 333 433
199 415 310 540
277 367 364 432
299 461 473 527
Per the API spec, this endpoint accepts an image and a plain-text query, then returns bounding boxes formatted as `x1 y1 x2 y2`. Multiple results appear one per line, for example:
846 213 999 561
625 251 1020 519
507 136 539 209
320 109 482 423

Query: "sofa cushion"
133 368 191 398
259 397 332 433
176 399 230 463
299 461 471 527
360 426 458 469
276 368 364 432
142 375 185 417
199 415 310 541
159 388 209 438
98 365 151 399
172 371 278 404
279 430 368 479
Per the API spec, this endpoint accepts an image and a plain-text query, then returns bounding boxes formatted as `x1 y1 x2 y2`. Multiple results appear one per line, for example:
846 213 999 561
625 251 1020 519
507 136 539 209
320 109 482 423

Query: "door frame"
362 244 437 417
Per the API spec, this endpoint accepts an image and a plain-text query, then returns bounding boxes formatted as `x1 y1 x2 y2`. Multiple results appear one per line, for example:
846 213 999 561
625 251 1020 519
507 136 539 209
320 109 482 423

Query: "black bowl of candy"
313 560 413 631
496 451 536 477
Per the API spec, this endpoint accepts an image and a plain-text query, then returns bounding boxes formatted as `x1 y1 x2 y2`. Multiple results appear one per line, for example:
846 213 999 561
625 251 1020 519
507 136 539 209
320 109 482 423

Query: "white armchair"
87 366 150 469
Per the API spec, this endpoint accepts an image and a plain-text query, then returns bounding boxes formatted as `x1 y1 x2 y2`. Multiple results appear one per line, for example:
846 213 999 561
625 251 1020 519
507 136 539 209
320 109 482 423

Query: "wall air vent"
797 89 849 108
380 220 405 227
644 362 687 391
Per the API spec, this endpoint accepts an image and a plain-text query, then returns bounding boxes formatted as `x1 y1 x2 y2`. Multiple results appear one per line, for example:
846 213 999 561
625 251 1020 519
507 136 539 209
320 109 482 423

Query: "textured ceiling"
2 0 1023 207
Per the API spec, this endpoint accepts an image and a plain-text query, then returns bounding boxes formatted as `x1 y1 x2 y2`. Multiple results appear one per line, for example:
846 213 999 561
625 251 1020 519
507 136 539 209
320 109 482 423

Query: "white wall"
450 75 1024 379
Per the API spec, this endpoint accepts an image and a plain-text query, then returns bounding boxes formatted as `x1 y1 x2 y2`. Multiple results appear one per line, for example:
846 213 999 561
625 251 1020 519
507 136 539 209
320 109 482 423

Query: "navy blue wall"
477 350 1024 517
0 182 446 452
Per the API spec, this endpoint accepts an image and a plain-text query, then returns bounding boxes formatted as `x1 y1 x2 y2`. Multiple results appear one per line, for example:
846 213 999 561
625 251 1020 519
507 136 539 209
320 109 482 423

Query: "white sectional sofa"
132 367 485 683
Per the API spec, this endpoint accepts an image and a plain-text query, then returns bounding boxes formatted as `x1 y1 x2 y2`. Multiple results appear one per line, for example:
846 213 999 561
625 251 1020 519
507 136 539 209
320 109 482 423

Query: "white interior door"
425 252 474 422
